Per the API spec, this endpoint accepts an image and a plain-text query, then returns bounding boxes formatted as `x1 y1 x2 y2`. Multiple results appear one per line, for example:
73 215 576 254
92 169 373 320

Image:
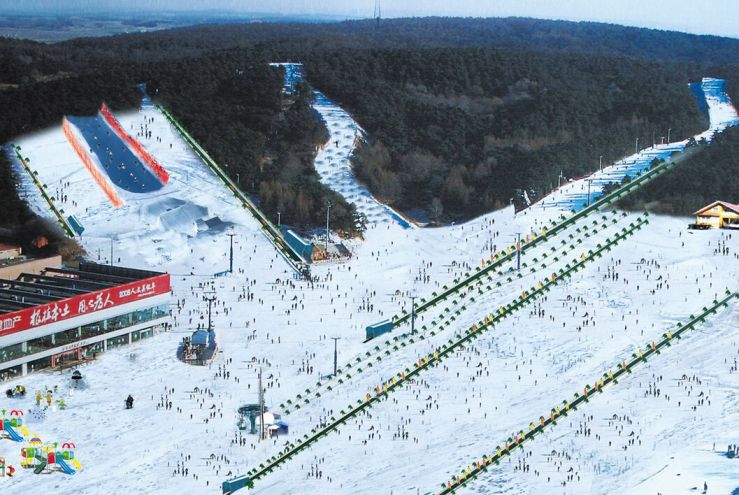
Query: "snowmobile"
5 385 26 398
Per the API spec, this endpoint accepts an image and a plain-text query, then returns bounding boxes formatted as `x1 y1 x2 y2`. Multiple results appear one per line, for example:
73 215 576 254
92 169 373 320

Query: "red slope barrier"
100 103 170 185
62 117 124 208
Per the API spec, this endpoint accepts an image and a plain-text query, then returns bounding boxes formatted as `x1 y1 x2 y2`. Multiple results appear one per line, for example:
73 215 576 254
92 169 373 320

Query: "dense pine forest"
304 48 708 220
146 54 357 230
618 126 739 215
1 16 739 242
60 17 739 67
0 41 359 239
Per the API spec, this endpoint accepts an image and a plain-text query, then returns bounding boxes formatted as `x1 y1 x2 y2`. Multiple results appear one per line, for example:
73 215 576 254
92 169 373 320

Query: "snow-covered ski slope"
531 77 739 212
9 98 279 271
1 204 736 495
270 63 413 228
0 75 738 495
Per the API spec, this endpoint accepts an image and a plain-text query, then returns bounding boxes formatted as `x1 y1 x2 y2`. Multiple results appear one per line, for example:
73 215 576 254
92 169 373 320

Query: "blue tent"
366 319 394 341
191 329 209 346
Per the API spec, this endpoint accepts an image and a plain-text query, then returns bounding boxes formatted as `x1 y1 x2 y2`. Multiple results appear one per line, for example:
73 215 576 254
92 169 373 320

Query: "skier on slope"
125 394 134 409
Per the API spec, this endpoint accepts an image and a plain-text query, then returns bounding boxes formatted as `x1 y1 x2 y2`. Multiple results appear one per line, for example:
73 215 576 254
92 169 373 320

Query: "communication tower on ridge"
374 0 382 28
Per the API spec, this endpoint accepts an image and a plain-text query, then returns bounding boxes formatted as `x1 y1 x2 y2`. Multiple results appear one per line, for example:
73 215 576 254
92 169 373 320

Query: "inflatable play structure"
0 456 15 477
21 438 82 475
0 410 30 442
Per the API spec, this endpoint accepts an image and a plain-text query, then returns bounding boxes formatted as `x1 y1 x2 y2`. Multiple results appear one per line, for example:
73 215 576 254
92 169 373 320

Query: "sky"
3 0 739 39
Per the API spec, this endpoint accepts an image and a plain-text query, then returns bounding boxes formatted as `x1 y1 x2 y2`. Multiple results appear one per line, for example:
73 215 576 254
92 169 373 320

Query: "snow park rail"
378 159 677 339
62 117 125 208
9 145 76 238
222 216 648 494
155 104 310 277
436 289 738 495
278 211 628 416
100 103 170 185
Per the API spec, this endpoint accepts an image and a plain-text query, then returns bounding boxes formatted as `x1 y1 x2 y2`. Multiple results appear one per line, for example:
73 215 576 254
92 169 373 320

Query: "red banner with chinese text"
0 274 170 338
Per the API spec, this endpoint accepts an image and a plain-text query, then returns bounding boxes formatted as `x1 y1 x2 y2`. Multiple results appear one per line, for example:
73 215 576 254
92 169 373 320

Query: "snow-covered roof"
0 262 164 315
693 200 739 216
256 411 281 426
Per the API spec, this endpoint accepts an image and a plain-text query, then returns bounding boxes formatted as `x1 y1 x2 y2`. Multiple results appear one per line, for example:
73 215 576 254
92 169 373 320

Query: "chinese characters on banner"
0 274 169 337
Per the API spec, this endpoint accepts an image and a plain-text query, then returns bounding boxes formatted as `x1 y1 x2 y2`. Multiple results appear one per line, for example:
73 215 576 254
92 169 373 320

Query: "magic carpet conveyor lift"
222 476 252 494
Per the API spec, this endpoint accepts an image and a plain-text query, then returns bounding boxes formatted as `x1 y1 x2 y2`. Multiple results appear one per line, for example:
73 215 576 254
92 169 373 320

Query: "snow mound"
142 197 186 216
158 201 209 236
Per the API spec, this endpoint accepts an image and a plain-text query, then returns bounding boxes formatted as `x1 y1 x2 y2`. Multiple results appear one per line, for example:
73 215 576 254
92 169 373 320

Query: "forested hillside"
0 39 357 235
0 38 142 254
146 55 356 230
1 16 738 237
304 48 707 220
64 17 739 68
618 126 739 215
0 153 83 258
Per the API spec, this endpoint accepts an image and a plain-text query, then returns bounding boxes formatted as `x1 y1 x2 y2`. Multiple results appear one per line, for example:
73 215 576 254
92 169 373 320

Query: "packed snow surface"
271 62 412 228
1 77 738 495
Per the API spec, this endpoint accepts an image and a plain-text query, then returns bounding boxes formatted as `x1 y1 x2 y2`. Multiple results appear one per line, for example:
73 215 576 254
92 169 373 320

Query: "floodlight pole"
325 201 332 250
227 233 236 273
410 295 417 334
331 337 341 376
204 295 216 330
586 179 593 207
516 233 521 271
258 366 264 441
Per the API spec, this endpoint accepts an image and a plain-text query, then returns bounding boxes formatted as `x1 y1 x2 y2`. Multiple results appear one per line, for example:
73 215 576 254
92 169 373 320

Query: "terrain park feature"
0 410 30 443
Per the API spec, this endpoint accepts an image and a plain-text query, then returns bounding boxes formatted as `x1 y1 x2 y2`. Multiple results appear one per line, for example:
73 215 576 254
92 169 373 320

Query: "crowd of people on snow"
52 144 736 493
